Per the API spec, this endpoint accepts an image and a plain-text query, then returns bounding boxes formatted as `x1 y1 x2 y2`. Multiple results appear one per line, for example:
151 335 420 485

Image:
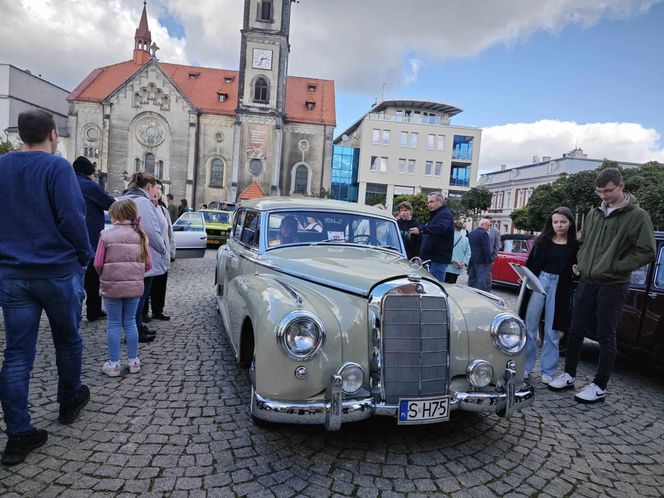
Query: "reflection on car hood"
261 245 429 296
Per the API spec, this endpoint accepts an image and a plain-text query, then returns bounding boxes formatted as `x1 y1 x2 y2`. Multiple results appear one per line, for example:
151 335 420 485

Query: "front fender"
236 274 343 400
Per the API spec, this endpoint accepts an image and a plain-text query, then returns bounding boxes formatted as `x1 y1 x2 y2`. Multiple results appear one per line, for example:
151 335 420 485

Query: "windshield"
201 211 230 224
267 210 403 253
173 212 205 232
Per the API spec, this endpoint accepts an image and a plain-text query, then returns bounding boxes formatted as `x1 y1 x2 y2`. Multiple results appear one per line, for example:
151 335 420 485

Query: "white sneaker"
102 361 121 377
127 358 141 374
547 372 575 391
574 383 606 404
541 374 553 385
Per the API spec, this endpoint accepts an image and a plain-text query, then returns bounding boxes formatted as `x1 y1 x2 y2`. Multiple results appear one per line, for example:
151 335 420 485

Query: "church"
66 0 336 204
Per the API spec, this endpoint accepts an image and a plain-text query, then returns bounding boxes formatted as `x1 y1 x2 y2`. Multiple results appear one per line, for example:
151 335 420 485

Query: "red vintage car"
492 234 534 287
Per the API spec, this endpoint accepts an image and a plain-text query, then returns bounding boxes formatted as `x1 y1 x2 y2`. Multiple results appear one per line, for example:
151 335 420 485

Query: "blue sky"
2 0 662 171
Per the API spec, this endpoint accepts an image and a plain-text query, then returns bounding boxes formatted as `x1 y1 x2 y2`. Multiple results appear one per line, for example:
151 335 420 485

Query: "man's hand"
572 264 580 276
409 227 421 235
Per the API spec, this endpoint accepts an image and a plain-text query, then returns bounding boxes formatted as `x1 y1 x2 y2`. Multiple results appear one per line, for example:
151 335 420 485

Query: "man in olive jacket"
549 168 656 404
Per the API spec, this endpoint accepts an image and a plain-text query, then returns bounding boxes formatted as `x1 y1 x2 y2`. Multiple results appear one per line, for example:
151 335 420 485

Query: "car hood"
261 245 430 296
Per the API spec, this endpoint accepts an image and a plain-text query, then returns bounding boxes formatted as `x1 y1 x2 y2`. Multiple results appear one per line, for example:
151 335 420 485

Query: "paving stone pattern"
1 251 663 497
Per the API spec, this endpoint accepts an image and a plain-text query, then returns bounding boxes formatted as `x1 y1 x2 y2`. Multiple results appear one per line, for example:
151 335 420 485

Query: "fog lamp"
337 363 364 394
467 359 494 388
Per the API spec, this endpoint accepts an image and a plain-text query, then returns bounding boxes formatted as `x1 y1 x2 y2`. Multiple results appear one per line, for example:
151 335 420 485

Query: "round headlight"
490 313 526 355
277 311 325 361
466 359 494 388
337 363 364 394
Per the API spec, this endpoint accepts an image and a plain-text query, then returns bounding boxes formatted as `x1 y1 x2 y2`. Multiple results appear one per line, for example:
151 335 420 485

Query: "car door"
225 209 261 352
493 238 527 285
172 212 207 258
635 241 664 358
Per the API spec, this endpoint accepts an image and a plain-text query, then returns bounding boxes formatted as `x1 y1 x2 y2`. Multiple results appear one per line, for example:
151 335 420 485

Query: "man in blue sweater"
409 192 454 282
73 156 115 321
0 110 92 466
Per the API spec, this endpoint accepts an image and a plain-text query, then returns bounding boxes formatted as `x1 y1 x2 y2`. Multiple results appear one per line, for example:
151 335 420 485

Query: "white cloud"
0 0 659 93
480 120 664 173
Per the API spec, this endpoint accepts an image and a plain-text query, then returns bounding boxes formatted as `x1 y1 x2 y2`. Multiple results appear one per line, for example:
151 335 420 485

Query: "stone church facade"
66 0 335 204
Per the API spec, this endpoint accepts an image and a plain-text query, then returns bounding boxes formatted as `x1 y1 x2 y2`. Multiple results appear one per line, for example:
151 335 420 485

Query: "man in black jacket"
409 192 454 282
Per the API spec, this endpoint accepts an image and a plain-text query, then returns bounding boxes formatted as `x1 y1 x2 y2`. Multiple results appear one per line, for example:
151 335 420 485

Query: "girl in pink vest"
94 199 152 377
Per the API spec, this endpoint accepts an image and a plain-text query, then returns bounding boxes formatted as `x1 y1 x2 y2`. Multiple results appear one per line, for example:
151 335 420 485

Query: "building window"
452 135 474 160
434 161 442 176
382 130 390 145
134 158 141 172
294 165 308 193
253 77 269 103
218 93 228 102
400 131 407 147
258 0 273 21
370 156 378 171
157 160 164 179
410 132 418 148
210 158 224 187
398 158 406 174
364 183 387 206
307 84 317 92
372 129 380 145
331 145 359 202
188 72 200 80
224 76 234 83
425 161 433 176
395 109 403 121
436 135 445 150
427 134 435 149
380 157 388 173
450 164 470 186
305 101 315 110
144 153 155 175
407 159 415 175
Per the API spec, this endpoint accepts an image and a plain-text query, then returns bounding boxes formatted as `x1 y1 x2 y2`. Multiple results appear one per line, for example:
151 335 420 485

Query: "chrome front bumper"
251 364 535 431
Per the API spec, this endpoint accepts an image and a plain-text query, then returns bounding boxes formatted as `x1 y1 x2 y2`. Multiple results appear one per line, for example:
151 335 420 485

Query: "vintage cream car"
215 198 534 430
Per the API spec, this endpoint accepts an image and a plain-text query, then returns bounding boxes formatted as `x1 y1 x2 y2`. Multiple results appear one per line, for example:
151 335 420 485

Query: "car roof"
239 197 396 220
199 209 231 214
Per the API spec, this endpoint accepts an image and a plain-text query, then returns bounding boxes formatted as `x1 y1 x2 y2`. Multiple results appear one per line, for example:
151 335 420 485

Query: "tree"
0 139 17 156
461 187 492 220
393 193 429 223
510 207 539 233
638 184 664 230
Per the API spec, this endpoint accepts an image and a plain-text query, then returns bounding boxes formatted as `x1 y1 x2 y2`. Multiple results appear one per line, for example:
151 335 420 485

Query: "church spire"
133 1 152 64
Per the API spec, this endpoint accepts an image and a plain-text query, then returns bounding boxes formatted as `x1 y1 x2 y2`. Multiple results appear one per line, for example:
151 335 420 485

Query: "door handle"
648 292 658 299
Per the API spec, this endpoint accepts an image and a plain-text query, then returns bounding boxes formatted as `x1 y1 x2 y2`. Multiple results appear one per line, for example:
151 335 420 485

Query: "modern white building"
332 100 481 211
478 148 641 233
0 63 69 140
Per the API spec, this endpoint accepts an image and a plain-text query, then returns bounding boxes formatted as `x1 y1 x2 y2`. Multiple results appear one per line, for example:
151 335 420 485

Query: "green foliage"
318 187 331 199
518 160 664 231
393 193 429 223
365 192 387 208
0 139 17 156
460 187 492 220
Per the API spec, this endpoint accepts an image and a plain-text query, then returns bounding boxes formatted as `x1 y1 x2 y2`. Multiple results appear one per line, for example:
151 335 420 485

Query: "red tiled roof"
68 60 335 126
239 181 266 200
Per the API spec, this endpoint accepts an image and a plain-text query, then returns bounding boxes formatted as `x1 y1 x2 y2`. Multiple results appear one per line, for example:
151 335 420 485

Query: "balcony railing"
367 112 450 126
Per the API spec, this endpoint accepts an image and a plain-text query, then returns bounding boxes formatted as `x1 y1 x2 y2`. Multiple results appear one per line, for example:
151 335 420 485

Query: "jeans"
104 297 139 362
428 263 448 283
524 271 560 377
0 270 85 435
135 276 154 330
468 262 492 292
564 280 628 390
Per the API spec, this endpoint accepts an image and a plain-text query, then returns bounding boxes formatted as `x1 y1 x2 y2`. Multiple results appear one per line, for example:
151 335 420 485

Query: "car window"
232 209 246 240
512 240 529 253
654 246 664 290
502 240 513 252
630 264 649 287
173 212 205 232
240 210 261 248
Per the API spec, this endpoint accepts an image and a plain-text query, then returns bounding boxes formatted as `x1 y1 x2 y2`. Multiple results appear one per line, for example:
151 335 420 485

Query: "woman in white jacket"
445 221 471 284
120 172 167 341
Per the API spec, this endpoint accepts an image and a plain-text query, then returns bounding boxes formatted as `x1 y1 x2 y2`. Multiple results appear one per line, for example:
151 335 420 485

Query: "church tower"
133 1 152 65
231 0 294 198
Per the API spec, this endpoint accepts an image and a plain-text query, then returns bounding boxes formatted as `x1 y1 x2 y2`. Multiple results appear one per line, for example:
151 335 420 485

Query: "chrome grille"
381 294 449 404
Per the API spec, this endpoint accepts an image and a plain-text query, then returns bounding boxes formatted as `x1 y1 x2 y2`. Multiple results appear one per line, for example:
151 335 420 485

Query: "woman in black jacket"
523 207 578 385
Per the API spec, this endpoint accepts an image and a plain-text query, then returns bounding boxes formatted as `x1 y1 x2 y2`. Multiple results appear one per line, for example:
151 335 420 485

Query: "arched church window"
294 165 308 194
157 160 164 179
210 158 224 187
253 77 269 103
144 153 155 175
258 0 273 21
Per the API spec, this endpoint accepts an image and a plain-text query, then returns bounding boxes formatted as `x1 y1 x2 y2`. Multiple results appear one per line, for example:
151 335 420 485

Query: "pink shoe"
102 361 121 377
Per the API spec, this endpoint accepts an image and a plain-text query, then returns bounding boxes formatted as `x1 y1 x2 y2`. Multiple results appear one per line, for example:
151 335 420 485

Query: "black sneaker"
152 312 171 321
58 385 90 425
142 314 152 323
1 429 48 466
139 326 155 343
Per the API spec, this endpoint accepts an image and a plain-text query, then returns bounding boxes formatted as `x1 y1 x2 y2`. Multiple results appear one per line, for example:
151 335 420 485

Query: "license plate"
208 239 221 245
398 396 450 424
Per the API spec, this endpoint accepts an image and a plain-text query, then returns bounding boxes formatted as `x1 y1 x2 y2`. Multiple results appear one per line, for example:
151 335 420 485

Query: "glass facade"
450 163 470 186
452 135 474 160
331 145 359 202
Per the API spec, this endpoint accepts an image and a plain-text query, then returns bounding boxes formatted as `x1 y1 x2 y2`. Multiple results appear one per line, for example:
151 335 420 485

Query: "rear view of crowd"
0 110 176 466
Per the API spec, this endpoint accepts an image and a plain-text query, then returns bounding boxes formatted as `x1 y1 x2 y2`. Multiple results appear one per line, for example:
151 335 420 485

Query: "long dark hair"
536 206 576 246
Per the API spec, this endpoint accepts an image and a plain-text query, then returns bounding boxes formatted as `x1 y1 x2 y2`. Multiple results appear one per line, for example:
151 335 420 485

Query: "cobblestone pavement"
1 251 663 497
